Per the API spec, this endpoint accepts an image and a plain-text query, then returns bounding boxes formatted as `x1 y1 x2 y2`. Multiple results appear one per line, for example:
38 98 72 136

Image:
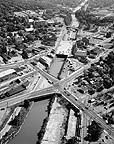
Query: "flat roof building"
14 12 28 18
75 50 87 57
23 10 39 18
0 69 16 79
56 41 72 56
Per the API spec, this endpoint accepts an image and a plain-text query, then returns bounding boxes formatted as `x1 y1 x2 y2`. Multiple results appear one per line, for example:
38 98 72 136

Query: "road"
72 0 88 13
59 88 114 139
30 63 59 84
0 86 55 108
60 48 113 88
0 70 37 89
1 75 114 139
0 51 49 70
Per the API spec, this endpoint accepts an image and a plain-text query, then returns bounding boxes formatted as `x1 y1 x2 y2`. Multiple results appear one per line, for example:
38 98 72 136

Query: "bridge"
1 60 114 139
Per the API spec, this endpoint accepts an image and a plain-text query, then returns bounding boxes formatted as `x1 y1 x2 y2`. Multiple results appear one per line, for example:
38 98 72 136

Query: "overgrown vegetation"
0 0 81 13
84 121 103 142
88 0 114 9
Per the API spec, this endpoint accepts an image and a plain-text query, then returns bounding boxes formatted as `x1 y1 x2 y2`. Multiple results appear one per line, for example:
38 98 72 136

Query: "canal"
8 100 49 144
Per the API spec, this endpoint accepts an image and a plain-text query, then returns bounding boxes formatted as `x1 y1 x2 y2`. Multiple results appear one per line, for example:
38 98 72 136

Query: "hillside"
88 0 114 9
0 0 82 12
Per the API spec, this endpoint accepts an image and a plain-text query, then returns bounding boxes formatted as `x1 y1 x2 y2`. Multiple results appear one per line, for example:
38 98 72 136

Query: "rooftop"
56 41 72 55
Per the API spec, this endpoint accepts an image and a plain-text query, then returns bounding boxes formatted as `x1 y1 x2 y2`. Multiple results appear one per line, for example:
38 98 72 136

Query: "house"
70 32 76 40
102 43 113 49
75 50 87 57
23 10 39 18
29 19 34 25
25 27 34 33
15 36 24 44
8 56 24 63
14 12 28 18
90 47 102 55
46 19 55 25
0 56 4 64
42 56 52 67
34 19 46 28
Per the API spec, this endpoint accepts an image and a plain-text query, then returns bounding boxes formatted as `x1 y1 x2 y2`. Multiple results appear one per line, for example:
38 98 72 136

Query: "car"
47 79 53 84
88 98 95 103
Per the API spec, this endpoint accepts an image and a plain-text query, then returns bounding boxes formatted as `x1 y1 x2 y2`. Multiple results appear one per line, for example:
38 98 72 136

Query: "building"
23 10 39 18
41 40 55 46
102 43 113 49
75 50 87 57
14 12 28 18
0 69 17 82
8 56 24 63
46 19 55 25
42 56 52 67
29 19 34 25
15 36 24 44
25 27 34 33
34 19 46 28
70 31 76 40
90 47 102 55
5 81 29 97
0 56 4 65
56 41 72 55
39 57 48 67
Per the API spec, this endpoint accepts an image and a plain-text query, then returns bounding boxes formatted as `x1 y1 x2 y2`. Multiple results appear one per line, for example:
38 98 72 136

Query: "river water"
8 100 48 144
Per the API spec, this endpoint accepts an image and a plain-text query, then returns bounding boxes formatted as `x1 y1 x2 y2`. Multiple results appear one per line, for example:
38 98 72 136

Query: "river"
8 100 48 144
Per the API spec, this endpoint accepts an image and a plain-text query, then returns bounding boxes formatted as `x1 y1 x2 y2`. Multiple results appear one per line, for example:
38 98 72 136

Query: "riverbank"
0 106 16 132
36 95 70 144
0 101 34 144
36 96 55 144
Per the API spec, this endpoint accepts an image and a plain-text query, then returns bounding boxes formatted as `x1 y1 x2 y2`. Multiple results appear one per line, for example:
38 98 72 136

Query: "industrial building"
0 69 17 83
75 50 87 57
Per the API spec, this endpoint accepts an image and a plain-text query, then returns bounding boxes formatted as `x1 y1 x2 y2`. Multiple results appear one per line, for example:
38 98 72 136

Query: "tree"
8 115 19 126
88 88 95 95
23 99 30 109
66 137 77 144
105 32 112 38
26 34 35 42
21 50 28 59
84 121 103 142
103 78 112 89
